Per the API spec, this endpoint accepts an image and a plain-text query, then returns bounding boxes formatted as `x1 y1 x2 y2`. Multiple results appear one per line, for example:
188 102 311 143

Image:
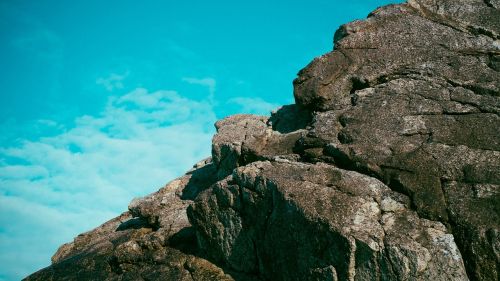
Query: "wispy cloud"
96 72 129 92
228 97 279 115
0 88 216 280
182 77 216 102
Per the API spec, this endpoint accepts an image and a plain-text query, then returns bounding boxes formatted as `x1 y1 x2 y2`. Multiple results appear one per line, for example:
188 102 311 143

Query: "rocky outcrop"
26 0 499 280
189 161 468 280
291 1 499 279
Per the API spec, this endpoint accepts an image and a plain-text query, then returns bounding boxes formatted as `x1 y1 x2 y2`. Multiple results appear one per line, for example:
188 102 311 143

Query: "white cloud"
0 87 216 280
182 77 216 102
228 97 279 115
96 72 129 91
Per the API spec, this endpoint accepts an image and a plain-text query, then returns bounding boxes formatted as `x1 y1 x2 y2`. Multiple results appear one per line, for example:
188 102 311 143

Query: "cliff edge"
26 0 499 280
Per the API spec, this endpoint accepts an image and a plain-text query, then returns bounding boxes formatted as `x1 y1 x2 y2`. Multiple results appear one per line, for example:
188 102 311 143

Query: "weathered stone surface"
212 113 305 179
189 161 468 281
290 1 499 279
294 0 499 112
25 0 499 280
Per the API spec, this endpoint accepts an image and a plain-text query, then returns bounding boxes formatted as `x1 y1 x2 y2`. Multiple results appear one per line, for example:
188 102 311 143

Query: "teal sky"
0 1 401 280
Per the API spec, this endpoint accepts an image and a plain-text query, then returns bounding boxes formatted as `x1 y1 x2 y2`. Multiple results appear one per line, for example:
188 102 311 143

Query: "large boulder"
189 161 468 280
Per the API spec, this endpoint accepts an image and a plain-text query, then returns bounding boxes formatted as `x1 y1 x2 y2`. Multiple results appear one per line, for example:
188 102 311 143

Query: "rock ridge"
26 0 499 280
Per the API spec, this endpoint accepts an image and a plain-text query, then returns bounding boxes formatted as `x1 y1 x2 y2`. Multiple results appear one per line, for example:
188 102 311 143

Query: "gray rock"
212 114 305 179
189 161 468 280
292 1 499 279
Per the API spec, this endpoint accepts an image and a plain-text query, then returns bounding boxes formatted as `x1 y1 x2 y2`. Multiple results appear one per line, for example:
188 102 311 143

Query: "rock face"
26 0 499 280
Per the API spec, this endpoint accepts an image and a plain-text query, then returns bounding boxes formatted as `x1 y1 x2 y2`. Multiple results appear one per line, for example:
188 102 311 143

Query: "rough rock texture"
26 0 499 280
189 161 468 280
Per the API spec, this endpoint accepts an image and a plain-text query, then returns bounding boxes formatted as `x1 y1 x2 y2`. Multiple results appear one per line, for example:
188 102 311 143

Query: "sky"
0 0 402 279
